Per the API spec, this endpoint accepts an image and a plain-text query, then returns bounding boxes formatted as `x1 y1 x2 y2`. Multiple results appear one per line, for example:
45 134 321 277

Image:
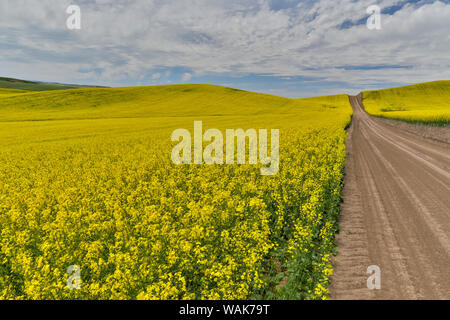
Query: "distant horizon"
2 75 448 99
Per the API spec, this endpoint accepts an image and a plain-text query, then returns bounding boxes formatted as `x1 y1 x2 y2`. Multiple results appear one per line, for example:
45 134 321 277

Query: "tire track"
331 95 450 300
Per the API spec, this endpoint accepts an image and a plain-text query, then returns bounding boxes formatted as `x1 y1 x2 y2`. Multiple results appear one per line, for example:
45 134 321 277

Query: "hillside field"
362 80 450 126
0 85 352 300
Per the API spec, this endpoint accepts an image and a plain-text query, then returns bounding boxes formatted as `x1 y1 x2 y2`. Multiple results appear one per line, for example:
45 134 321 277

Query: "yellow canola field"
0 88 30 98
362 80 450 126
0 85 352 299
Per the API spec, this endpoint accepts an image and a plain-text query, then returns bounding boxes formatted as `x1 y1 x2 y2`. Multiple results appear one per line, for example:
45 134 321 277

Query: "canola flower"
363 80 450 126
0 85 352 300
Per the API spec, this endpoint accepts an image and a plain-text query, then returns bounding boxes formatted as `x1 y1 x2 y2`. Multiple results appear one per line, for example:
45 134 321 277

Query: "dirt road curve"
330 95 450 300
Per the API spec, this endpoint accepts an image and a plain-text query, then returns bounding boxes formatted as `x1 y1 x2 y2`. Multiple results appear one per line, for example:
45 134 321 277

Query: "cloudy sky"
0 0 449 97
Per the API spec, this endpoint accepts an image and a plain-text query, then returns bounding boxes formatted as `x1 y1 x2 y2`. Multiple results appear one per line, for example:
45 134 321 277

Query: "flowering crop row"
0 86 352 299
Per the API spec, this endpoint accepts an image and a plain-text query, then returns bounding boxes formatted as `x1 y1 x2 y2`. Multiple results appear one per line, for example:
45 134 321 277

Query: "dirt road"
330 94 450 300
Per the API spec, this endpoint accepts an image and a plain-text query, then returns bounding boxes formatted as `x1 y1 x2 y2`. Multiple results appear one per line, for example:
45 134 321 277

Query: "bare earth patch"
374 116 450 145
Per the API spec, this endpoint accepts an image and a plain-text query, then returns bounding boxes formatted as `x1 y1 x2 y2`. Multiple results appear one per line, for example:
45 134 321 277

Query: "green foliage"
0 77 103 91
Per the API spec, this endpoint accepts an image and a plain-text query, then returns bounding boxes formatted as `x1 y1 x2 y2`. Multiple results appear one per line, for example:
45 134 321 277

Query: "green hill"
0 77 106 91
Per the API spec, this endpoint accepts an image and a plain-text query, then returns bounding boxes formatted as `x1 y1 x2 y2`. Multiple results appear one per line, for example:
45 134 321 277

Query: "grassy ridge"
0 77 105 92
362 80 450 126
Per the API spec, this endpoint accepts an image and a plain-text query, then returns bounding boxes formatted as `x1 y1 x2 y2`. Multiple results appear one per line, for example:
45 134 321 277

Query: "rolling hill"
362 80 450 126
0 77 106 91
0 84 350 123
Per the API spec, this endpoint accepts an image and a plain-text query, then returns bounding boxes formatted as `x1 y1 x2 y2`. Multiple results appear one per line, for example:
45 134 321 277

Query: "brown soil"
330 94 450 300
371 114 450 145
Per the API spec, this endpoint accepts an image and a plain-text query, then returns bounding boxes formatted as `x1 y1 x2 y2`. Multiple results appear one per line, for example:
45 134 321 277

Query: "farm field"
362 80 450 126
0 88 30 98
0 84 352 300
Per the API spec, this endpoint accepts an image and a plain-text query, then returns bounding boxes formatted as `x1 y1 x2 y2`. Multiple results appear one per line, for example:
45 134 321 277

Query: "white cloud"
182 73 192 82
0 0 448 94
152 73 161 80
